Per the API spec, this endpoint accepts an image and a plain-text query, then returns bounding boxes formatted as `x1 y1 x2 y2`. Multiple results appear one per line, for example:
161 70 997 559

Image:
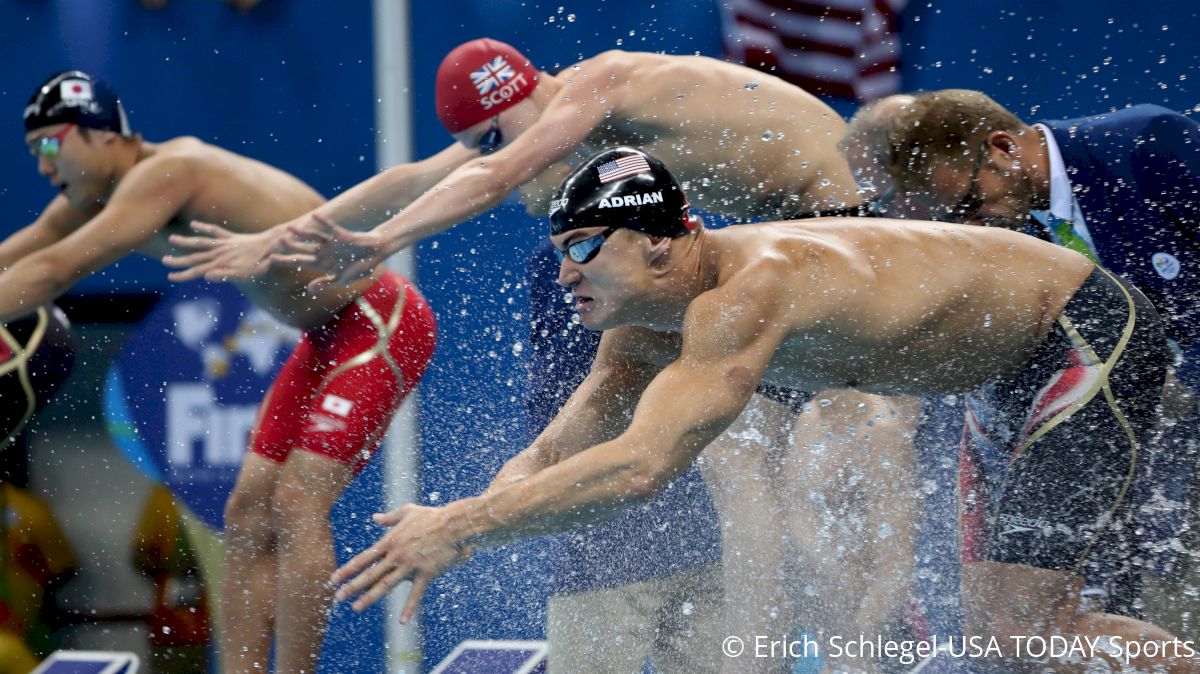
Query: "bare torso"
561 52 858 217
627 220 1093 396
130 138 378 329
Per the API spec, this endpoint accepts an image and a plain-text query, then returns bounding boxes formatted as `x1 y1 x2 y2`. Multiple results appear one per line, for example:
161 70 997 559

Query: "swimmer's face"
452 99 540 156
24 124 116 207
552 225 646 330
923 139 1034 230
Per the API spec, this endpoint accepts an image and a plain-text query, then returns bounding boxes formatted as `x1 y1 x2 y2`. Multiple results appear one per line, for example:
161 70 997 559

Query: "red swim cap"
436 38 540 133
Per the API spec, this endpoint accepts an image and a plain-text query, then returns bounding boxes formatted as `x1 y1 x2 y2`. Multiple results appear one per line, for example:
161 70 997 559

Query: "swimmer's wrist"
445 496 494 550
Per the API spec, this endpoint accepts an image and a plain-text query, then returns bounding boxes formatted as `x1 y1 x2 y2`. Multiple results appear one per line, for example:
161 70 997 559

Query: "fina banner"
103 281 298 530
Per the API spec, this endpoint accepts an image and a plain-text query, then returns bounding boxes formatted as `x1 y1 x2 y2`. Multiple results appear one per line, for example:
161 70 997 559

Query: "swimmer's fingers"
309 212 355 240
349 562 412 613
267 252 318 269
188 220 236 238
167 233 224 251
399 573 433 624
304 274 335 294
162 248 215 269
166 262 216 283
331 544 386 589
163 251 229 283
278 231 323 256
373 505 416 528
203 263 263 283
335 537 413 610
285 217 334 244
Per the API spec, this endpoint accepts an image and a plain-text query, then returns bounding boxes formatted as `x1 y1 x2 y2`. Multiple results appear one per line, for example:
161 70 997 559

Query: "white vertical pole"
371 1 421 672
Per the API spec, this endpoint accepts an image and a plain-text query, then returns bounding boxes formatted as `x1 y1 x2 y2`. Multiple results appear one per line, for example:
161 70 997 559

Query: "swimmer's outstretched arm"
485 340 662 492
330 282 791 621
277 71 619 291
0 156 192 321
163 143 476 282
0 197 88 275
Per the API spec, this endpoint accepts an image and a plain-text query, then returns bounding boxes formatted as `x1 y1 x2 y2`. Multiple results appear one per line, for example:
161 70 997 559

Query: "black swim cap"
24 71 131 135
549 147 694 237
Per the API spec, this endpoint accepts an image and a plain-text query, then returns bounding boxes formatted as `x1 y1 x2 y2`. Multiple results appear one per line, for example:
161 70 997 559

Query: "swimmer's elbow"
621 453 676 503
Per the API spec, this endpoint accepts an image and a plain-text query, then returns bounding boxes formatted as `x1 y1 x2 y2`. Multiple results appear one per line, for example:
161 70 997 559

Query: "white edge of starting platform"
31 651 140 674
428 639 549 674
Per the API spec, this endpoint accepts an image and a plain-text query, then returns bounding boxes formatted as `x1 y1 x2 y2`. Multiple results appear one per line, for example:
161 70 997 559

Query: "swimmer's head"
24 71 130 135
549 147 696 239
436 38 540 134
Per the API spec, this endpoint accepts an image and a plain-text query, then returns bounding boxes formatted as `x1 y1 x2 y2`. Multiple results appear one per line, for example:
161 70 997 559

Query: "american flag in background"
471 56 517 95
597 154 652 183
721 0 907 102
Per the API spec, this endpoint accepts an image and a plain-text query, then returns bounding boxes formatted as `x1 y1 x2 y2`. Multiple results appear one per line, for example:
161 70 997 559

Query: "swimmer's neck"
629 228 722 333
99 135 150 203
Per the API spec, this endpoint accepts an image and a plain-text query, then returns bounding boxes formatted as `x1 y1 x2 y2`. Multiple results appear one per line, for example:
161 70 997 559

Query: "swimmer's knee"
223 485 276 542
271 459 347 526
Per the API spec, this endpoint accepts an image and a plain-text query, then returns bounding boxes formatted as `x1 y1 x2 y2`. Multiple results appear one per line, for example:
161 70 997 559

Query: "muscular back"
131 138 374 328
693 220 1094 395
566 52 857 217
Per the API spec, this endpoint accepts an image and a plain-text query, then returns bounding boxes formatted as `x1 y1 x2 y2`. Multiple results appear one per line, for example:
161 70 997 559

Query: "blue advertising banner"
105 281 298 528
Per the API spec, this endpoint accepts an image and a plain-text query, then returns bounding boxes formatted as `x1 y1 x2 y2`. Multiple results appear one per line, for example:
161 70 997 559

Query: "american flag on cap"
596 154 651 184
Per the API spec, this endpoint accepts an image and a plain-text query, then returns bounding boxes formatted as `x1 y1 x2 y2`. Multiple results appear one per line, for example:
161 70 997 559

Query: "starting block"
430 640 547 674
30 651 139 674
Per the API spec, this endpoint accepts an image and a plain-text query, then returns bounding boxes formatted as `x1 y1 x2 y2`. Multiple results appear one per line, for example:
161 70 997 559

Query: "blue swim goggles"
555 227 617 264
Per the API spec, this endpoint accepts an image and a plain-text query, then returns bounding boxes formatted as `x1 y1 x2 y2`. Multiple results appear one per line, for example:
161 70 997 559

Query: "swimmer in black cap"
334 149 1194 674
550 147 695 243
165 43 919 667
2 71 438 674
24 70 131 138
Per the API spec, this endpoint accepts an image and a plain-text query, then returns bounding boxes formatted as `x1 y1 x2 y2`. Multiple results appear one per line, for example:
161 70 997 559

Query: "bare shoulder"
682 252 797 353
124 137 211 180
560 51 632 93
577 49 635 72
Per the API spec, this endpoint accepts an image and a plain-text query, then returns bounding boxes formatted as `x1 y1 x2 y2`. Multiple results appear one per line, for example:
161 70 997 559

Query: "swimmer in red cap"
167 40 920 671
167 38 862 288
2 71 438 674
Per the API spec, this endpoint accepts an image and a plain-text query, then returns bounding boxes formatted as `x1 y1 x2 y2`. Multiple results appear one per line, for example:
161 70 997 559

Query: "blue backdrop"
2 0 1199 671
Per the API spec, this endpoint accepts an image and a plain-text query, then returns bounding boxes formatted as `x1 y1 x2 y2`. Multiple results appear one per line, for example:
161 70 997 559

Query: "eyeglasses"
555 228 616 264
33 124 74 158
936 147 987 222
478 116 503 155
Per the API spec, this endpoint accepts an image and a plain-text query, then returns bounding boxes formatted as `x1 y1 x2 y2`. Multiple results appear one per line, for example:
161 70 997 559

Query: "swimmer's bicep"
494 75 619 176
0 197 88 270
407 142 478 194
540 354 661 455
626 285 791 457
619 358 756 481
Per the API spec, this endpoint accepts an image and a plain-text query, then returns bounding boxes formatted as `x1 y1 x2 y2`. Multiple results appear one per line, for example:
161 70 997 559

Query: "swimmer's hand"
163 221 288 282
330 504 471 622
270 214 388 293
